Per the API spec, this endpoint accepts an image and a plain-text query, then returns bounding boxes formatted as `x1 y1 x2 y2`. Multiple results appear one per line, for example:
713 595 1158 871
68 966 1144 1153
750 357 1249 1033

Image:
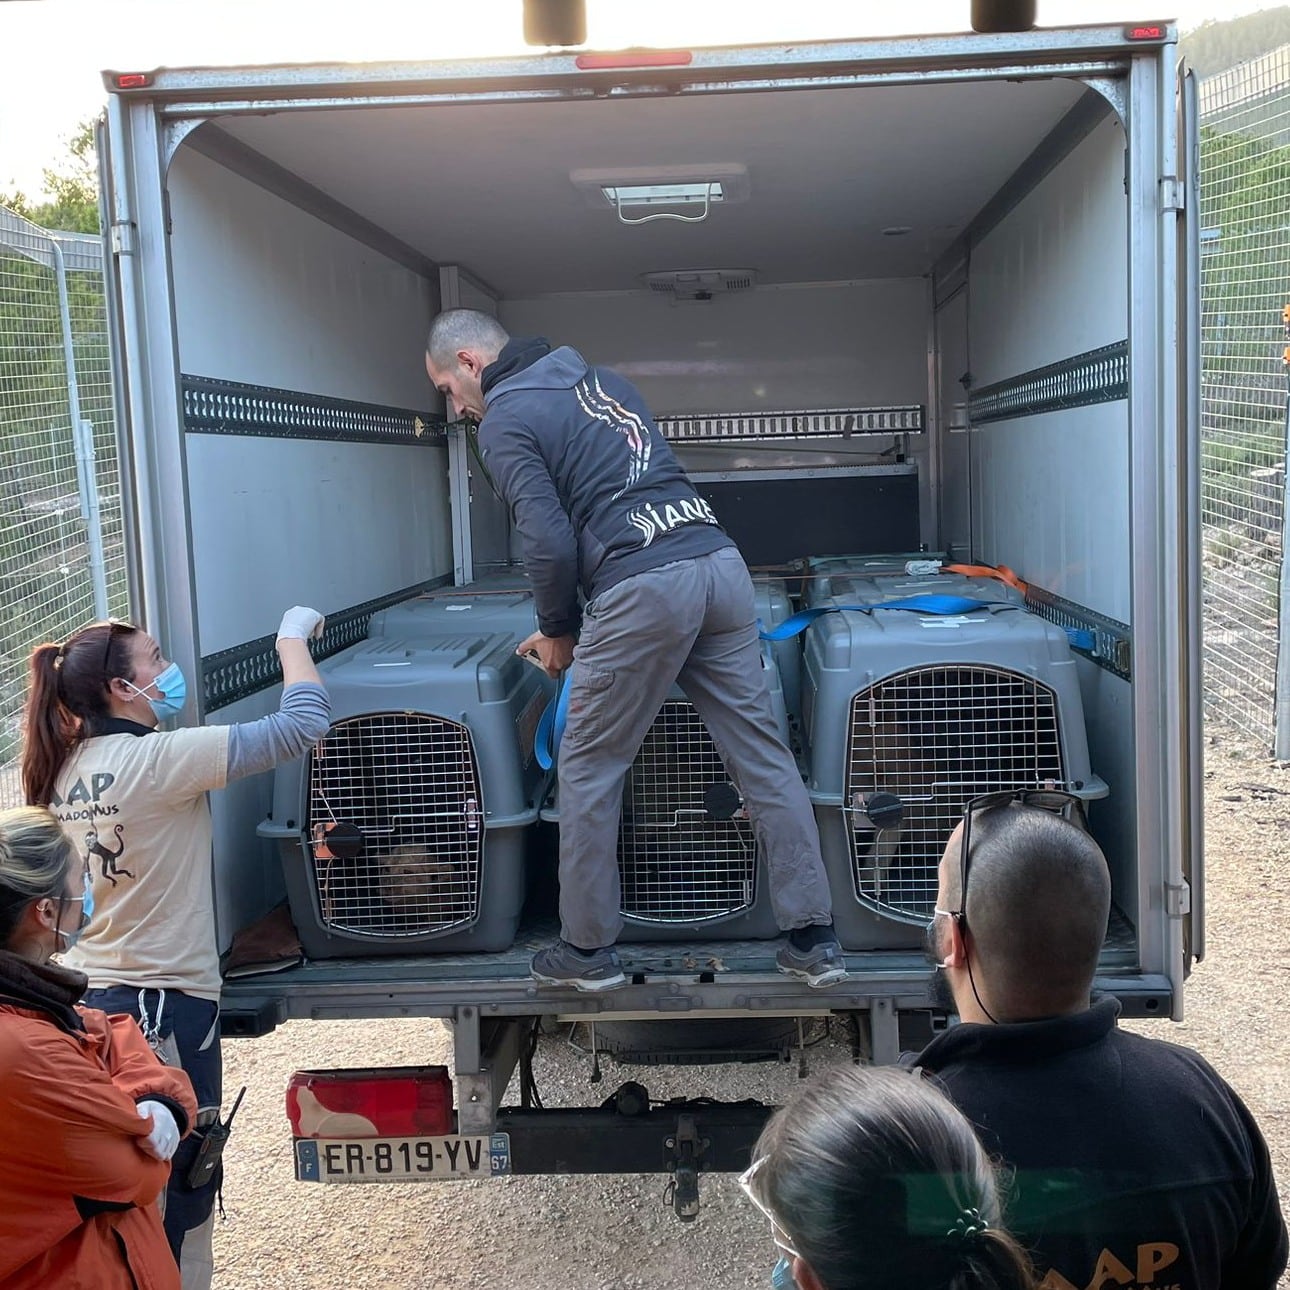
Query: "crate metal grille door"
844 666 1065 922
619 701 757 923
306 712 484 937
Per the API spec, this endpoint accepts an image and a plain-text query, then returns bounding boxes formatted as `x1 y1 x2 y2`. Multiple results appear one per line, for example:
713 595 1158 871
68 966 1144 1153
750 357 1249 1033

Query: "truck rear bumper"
220 931 1171 1037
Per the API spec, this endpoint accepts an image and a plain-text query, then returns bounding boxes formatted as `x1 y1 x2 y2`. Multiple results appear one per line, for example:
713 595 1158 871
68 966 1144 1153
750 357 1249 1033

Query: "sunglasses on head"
951 788 1079 923
95 619 131 684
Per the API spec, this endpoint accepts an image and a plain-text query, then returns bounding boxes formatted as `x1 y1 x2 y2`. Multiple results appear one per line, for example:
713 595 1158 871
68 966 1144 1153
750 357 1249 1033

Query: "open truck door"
1178 60 1205 976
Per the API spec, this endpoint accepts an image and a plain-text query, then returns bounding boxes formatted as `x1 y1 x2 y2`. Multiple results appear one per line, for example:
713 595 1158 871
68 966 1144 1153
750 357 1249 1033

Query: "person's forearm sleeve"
227 682 331 780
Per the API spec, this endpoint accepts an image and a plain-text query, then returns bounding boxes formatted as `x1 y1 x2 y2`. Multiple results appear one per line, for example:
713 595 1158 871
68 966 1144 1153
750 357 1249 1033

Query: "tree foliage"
1181 7 1290 80
1199 117 1290 383
0 120 100 234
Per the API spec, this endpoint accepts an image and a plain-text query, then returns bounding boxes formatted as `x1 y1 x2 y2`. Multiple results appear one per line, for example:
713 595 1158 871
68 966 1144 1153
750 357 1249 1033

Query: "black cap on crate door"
865 792 905 830
703 781 743 821
316 820 364 859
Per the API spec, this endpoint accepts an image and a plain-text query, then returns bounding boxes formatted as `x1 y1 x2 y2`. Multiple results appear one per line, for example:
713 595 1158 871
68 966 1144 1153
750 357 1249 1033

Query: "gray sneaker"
776 938 848 988
531 941 627 992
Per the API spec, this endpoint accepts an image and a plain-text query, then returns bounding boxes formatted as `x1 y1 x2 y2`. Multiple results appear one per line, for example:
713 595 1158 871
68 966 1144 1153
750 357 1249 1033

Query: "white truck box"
98 17 1201 1204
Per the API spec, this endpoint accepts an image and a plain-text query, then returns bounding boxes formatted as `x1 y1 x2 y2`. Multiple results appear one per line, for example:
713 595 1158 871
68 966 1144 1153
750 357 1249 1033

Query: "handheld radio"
186 1085 247 1189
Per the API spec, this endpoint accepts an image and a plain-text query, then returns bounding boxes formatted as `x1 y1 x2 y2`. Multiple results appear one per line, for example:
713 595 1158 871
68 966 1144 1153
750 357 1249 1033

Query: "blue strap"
534 674 570 771
758 596 1095 654
758 594 1006 641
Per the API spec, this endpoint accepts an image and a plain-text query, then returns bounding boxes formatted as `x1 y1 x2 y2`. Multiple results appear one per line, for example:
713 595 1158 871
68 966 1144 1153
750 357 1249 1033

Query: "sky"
0 0 1284 196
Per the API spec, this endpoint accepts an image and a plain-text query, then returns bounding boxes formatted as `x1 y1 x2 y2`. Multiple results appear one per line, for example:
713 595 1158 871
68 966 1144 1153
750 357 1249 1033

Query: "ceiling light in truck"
571 164 749 227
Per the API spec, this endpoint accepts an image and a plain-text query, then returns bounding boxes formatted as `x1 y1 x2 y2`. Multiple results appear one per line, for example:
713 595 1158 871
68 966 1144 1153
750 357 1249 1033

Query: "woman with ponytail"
21 607 331 1290
741 1065 1035 1290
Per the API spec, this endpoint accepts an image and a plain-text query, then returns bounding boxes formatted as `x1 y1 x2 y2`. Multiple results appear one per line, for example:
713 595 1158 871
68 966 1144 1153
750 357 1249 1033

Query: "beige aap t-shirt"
53 725 231 1002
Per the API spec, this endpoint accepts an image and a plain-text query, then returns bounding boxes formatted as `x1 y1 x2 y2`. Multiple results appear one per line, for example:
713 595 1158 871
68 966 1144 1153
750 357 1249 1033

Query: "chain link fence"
0 205 128 808
1199 49 1290 751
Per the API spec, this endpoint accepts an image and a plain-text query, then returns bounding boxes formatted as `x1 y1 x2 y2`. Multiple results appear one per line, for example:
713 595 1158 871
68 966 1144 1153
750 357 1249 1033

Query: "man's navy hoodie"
478 339 733 637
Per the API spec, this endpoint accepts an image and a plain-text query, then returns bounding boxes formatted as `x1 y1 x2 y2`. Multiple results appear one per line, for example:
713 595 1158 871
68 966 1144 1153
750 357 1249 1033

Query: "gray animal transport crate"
260 633 550 958
366 574 538 645
804 566 1013 612
801 552 950 604
801 582 1106 950
753 576 799 730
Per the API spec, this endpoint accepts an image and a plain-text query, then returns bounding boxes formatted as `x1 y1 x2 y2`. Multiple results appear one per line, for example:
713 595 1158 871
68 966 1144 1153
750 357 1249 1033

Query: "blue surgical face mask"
771 1256 796 1290
55 871 94 952
125 660 187 721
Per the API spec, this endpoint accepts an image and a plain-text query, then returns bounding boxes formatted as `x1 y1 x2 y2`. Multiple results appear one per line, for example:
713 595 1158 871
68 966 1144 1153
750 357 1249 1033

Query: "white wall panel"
186 435 451 654
970 403 1129 623
968 117 1130 625
458 274 498 317
969 116 1127 386
500 280 927 416
167 145 452 654
170 147 436 406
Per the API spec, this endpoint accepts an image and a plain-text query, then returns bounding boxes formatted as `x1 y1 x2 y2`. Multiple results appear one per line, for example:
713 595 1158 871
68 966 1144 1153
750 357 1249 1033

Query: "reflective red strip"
575 50 694 70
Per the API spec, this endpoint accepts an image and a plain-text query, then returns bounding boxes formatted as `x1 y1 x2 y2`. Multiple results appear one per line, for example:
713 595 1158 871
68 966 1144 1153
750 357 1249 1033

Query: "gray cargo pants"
557 544 833 949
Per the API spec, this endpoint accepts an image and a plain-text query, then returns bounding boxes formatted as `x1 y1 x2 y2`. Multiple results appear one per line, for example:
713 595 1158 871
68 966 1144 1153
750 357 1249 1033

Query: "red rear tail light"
112 72 155 89
287 1066 454 1138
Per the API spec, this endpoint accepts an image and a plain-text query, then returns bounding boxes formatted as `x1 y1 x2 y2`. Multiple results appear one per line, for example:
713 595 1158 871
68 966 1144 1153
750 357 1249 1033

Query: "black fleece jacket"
908 998 1288 1289
478 339 732 637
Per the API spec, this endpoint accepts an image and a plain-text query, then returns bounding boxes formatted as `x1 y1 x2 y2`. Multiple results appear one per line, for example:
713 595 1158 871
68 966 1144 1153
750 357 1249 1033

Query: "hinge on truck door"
1165 880 1191 918
109 221 137 257
1160 176 1185 213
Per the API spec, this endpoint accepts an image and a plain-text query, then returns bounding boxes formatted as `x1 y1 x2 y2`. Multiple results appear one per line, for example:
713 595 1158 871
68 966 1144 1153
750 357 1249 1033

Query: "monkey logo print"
52 771 135 887
84 823 134 887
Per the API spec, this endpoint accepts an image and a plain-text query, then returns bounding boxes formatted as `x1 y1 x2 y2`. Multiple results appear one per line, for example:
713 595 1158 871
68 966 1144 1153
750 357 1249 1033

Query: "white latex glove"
136 1099 180 1161
277 606 325 642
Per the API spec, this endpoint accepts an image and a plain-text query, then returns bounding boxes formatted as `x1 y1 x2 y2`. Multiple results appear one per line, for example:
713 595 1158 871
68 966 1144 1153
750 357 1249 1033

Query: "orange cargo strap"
943 563 1029 595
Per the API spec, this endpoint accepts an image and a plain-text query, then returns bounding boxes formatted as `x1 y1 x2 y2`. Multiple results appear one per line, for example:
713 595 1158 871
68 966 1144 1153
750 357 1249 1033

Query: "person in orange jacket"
0 805 197 1290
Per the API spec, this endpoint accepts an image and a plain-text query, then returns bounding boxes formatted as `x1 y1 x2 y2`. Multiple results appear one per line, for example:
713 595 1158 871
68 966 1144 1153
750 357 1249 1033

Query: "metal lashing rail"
656 406 924 443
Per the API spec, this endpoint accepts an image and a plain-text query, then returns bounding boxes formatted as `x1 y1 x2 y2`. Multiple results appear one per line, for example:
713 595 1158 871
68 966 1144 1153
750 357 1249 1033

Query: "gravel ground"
211 729 1290 1290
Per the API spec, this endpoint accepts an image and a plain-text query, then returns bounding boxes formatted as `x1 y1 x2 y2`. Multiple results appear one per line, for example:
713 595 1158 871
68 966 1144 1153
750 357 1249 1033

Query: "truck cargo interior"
107 30 1197 1043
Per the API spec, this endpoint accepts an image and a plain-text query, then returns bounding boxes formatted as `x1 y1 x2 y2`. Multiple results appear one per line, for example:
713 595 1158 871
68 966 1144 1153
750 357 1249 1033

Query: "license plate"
294 1133 510 1183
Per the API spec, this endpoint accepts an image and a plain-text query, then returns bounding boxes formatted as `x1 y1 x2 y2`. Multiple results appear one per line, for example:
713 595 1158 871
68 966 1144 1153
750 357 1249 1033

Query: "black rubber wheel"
970 0 1037 33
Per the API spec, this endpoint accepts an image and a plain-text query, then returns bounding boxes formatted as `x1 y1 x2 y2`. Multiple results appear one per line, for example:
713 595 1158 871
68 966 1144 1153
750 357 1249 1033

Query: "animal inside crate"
265 634 550 957
802 600 1106 949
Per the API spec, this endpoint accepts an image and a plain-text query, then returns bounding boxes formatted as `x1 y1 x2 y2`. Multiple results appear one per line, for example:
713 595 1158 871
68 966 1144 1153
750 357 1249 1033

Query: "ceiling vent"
642 269 757 300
